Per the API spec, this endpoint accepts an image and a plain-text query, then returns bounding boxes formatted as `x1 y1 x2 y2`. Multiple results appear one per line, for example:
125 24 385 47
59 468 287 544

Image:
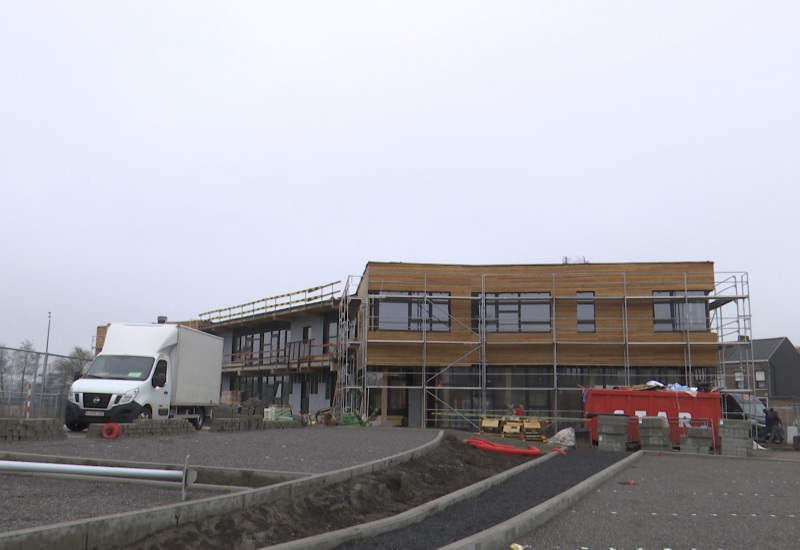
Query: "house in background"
726 337 800 426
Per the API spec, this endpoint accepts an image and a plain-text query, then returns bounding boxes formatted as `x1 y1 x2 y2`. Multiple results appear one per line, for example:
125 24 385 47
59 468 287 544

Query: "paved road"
514 451 800 550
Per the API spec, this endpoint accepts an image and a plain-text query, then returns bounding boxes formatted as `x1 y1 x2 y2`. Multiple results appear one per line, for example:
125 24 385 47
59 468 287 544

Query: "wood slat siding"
359 261 718 370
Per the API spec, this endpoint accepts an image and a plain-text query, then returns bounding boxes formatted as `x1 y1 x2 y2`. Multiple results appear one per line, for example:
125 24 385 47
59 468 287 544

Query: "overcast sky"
1 2 798 356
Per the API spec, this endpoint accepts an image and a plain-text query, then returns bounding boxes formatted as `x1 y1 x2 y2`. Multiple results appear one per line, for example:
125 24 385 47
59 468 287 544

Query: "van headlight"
71 393 80 404
119 388 139 405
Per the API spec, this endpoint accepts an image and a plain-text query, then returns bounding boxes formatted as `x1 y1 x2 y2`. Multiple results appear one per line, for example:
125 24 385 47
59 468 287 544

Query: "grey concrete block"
638 427 670 437
597 416 629 436
640 417 669 428
687 427 713 438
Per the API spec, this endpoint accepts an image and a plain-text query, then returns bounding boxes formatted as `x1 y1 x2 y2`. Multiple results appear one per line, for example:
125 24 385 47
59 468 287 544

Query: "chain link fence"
0 346 92 419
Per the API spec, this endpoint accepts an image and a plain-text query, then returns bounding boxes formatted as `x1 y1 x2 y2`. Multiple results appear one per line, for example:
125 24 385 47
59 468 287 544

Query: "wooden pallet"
502 420 524 439
480 417 502 435
522 419 549 442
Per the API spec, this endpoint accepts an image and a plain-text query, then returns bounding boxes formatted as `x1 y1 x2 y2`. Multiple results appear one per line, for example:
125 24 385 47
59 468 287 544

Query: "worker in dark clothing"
765 408 776 441
768 408 785 444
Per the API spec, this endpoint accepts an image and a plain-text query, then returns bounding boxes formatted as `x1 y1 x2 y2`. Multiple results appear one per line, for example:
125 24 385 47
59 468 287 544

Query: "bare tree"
0 346 9 392
14 340 39 393
47 346 93 394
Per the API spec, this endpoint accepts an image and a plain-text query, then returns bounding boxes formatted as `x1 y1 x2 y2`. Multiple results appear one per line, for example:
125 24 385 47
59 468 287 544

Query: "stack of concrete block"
0 418 66 442
87 419 195 439
639 416 673 452
212 399 302 432
680 426 713 454
719 419 753 457
597 414 629 452
215 398 266 419
211 417 267 432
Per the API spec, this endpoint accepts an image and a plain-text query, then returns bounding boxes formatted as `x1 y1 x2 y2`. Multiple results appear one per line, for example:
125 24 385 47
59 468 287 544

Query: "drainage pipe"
0 460 192 483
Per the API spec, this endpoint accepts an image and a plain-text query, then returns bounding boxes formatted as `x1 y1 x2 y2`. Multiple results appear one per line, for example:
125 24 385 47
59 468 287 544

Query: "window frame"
370 291 450 332
481 292 551 333
576 291 596 333
653 290 709 332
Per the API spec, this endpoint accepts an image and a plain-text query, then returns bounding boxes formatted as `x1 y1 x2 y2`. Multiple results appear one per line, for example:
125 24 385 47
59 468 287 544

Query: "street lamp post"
38 312 52 416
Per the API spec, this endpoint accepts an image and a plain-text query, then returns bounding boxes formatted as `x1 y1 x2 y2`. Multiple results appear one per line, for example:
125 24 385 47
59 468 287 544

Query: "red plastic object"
466 436 541 456
100 422 122 439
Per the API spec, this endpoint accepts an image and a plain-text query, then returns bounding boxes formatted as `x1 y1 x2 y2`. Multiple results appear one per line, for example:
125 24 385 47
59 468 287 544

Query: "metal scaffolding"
335 267 754 430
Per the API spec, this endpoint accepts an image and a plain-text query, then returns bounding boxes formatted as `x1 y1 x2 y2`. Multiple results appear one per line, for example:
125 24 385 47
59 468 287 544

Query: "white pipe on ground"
0 460 190 483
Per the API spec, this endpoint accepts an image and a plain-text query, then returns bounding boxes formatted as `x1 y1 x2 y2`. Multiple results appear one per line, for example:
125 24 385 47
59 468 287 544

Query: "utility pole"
39 312 52 413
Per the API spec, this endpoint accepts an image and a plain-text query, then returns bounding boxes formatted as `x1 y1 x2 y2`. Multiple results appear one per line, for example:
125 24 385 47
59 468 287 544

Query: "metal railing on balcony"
223 340 341 373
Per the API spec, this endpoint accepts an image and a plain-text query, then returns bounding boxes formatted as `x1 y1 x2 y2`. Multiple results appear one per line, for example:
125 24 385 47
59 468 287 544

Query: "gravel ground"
0 426 439 473
6 427 795 549
516 452 800 550
113 434 538 550
335 450 627 550
0 474 219 532
0 426 439 534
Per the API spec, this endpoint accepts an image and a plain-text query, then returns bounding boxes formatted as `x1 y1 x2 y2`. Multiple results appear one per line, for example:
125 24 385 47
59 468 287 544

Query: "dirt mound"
119 434 534 550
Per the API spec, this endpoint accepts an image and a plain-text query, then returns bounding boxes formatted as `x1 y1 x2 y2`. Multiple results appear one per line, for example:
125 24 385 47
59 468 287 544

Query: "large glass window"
486 365 553 388
233 327 289 366
427 366 480 388
370 291 450 332
477 292 551 332
577 291 595 333
653 291 709 332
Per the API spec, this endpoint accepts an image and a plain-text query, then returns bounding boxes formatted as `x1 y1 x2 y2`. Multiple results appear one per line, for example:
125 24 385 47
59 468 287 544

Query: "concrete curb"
259 449 560 550
0 430 444 550
438 450 644 550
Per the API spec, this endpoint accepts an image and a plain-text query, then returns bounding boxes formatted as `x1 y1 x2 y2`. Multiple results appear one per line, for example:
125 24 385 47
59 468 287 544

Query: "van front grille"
83 393 112 409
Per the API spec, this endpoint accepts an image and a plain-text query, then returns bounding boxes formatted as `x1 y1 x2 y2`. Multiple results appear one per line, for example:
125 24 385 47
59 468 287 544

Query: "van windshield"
738 394 767 423
83 356 155 381
727 393 767 424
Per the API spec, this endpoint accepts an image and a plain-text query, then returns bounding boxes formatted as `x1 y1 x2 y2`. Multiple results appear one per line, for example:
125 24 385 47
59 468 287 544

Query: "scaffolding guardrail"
199 281 341 324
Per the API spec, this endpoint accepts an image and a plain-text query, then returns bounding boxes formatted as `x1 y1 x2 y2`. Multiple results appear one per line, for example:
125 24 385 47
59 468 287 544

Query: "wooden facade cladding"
355 261 720 371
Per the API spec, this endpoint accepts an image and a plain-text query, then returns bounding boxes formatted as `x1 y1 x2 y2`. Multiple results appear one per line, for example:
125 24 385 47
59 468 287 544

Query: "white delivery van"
65 323 223 431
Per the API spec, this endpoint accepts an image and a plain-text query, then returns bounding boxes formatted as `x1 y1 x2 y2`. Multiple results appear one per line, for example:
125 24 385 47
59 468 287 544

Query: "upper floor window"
370 291 450 332
755 369 767 389
477 292 551 333
577 291 595 333
653 290 709 332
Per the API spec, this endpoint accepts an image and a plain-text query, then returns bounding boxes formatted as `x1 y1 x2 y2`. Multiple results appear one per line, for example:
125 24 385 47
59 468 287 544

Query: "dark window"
479 292 551 333
370 291 450 332
577 291 595 333
486 365 553 388
323 314 339 355
755 370 767 389
653 291 709 332
233 327 289 365
427 366 480 388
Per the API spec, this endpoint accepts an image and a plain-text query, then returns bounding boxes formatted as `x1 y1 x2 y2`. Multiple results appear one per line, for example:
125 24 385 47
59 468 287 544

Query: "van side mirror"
152 373 167 388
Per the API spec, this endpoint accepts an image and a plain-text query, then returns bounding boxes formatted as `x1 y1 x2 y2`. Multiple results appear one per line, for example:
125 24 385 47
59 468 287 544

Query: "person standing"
769 408 785 444
765 408 776 442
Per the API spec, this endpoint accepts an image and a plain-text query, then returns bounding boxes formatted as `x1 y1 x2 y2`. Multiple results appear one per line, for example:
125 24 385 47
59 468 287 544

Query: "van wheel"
191 408 206 430
138 405 152 420
66 422 87 432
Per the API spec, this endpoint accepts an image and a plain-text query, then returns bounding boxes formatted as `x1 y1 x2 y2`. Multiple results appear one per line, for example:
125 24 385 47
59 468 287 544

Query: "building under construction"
194 260 755 431
335 261 754 430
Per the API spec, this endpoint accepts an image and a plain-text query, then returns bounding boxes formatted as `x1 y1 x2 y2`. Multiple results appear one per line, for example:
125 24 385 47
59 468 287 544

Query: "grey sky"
1 2 798 355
